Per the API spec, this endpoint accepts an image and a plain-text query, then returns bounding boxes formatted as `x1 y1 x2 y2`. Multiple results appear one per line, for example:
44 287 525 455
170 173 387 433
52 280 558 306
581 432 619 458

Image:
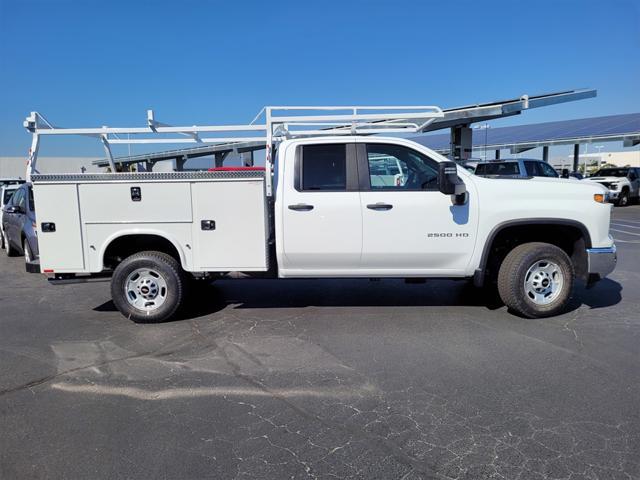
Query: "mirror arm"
452 191 468 206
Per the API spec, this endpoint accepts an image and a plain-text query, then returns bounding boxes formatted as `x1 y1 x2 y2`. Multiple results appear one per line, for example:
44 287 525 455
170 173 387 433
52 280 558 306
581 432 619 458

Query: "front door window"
366 144 439 191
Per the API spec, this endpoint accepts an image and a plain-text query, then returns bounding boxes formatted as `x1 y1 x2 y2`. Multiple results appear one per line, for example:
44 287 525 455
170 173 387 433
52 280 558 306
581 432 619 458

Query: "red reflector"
44 269 54 273
207 166 265 172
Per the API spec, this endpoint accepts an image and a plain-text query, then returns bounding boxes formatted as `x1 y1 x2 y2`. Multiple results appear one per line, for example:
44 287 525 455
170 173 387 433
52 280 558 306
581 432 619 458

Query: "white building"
550 150 640 171
0 157 100 179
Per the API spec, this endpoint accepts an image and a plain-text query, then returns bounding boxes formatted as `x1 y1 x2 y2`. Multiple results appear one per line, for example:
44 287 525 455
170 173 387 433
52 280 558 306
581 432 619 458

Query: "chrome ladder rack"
24 105 444 195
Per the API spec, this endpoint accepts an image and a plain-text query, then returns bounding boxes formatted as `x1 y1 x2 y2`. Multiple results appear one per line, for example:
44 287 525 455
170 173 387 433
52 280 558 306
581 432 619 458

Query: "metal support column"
572 144 580 172
175 156 186 171
241 151 254 167
450 125 472 161
542 146 549 163
495 149 500 160
214 152 229 168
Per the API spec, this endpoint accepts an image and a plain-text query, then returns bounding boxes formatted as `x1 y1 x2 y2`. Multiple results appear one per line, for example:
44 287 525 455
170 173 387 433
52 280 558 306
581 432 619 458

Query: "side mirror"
439 160 466 191
438 161 467 205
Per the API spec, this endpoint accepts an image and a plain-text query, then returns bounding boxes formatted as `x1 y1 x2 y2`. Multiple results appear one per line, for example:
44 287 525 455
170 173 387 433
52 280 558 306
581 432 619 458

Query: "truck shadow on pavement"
93 277 622 322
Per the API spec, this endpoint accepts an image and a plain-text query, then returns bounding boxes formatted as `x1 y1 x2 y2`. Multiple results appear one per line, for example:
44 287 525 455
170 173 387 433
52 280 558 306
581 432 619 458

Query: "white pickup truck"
24 107 617 322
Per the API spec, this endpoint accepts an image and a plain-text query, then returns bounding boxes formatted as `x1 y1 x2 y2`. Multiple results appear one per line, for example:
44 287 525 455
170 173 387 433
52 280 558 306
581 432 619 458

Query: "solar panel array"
411 112 640 151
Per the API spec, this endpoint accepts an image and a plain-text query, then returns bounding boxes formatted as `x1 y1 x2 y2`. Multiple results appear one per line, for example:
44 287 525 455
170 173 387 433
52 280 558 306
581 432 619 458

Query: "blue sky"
0 0 639 157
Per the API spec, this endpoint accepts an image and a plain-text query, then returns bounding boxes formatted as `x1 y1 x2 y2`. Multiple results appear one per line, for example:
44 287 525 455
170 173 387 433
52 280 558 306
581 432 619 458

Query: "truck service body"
23 106 617 322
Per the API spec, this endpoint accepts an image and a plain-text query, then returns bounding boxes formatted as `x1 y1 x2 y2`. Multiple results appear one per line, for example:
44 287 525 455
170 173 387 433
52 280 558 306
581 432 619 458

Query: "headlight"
594 193 608 203
609 183 618 190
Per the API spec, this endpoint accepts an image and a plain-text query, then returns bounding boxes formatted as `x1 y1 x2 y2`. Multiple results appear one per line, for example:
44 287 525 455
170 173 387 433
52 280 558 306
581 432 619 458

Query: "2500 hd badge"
427 232 470 238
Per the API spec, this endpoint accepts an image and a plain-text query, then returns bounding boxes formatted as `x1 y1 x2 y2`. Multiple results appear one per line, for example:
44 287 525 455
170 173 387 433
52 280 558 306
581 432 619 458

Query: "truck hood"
470 174 607 194
584 176 625 183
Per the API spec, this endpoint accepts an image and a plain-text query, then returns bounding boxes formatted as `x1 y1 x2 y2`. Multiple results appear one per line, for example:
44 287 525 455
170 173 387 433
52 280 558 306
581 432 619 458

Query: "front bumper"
586 245 617 279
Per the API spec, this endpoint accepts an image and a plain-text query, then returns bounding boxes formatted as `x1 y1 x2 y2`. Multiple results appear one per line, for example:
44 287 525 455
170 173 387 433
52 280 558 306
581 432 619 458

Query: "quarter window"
301 144 347 191
366 144 438 190
539 162 559 177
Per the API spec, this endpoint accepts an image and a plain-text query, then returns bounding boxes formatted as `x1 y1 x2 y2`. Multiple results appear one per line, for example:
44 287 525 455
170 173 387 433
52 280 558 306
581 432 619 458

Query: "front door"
358 141 478 275
280 142 362 274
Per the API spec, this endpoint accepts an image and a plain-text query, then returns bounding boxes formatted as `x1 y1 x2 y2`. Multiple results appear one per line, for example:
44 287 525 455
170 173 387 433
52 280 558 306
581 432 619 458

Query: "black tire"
0 229 5 250
5 232 19 257
497 242 574 318
23 238 34 263
110 251 187 323
616 189 629 207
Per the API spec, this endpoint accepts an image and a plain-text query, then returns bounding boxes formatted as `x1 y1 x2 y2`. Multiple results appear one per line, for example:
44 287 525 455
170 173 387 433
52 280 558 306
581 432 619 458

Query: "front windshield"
3 189 17 204
592 168 628 177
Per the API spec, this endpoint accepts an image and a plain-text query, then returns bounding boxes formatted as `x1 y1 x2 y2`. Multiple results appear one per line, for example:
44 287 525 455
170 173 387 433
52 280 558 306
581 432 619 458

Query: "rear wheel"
111 251 187 323
498 242 574 318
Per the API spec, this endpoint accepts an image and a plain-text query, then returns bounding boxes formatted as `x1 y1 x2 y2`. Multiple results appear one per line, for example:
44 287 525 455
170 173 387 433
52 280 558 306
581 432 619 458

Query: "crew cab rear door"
280 142 362 273
357 141 478 275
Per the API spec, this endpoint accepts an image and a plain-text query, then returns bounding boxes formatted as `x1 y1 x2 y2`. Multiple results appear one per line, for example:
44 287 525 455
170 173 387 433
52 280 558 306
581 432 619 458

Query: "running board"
48 273 113 285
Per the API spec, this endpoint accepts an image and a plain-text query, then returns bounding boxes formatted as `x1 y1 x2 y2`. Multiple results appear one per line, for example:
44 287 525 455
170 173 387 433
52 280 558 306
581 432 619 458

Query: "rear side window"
475 162 519 176
301 144 347 191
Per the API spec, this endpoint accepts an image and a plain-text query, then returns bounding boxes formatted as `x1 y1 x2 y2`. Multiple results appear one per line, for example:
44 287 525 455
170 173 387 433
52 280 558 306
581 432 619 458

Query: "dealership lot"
0 206 638 479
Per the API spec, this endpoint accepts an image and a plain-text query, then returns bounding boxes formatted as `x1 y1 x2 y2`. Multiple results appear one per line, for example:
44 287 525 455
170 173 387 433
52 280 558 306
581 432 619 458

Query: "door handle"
288 203 314 211
367 203 393 211
201 220 216 230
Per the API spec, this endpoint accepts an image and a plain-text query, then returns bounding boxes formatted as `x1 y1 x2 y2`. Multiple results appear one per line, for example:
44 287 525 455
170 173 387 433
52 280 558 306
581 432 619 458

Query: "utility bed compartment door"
79 182 192 223
32 184 85 272
192 180 268 270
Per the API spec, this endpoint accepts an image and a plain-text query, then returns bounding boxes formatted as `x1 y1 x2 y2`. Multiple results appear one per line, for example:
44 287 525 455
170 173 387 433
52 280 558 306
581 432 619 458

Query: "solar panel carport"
94 89 597 171
411 112 640 171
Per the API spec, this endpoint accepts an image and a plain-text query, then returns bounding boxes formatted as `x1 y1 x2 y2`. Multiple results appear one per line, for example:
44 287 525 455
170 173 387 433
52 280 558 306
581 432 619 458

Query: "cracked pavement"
1 206 639 479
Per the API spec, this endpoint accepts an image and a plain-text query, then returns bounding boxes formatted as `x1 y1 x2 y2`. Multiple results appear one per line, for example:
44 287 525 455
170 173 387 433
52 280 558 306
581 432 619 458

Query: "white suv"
585 167 640 206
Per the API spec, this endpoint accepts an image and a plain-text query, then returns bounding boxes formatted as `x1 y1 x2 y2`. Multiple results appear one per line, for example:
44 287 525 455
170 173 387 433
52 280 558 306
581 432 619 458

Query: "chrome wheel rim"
124 268 168 312
524 259 564 305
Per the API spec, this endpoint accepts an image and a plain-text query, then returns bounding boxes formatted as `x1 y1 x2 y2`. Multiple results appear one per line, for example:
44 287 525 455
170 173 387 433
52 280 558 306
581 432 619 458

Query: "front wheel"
616 190 629 207
498 242 574 318
111 251 187 323
23 238 34 263
5 231 19 257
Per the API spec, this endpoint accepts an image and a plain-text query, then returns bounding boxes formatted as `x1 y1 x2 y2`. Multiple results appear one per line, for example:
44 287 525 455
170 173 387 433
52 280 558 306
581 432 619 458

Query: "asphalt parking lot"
1 206 639 480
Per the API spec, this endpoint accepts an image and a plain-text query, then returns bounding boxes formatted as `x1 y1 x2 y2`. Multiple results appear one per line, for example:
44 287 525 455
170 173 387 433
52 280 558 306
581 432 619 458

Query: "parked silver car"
1 183 38 261
0 184 20 250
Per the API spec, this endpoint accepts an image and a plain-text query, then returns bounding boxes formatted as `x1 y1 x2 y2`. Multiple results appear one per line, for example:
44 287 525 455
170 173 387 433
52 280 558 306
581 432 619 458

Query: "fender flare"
474 218 592 287
97 229 188 271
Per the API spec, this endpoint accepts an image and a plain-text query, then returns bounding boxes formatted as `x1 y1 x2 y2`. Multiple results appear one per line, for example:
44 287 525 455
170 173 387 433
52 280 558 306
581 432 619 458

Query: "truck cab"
275 137 477 277
475 159 559 178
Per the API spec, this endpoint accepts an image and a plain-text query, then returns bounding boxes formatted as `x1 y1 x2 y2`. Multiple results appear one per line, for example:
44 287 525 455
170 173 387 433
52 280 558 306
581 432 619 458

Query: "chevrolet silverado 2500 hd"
24 107 617 322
